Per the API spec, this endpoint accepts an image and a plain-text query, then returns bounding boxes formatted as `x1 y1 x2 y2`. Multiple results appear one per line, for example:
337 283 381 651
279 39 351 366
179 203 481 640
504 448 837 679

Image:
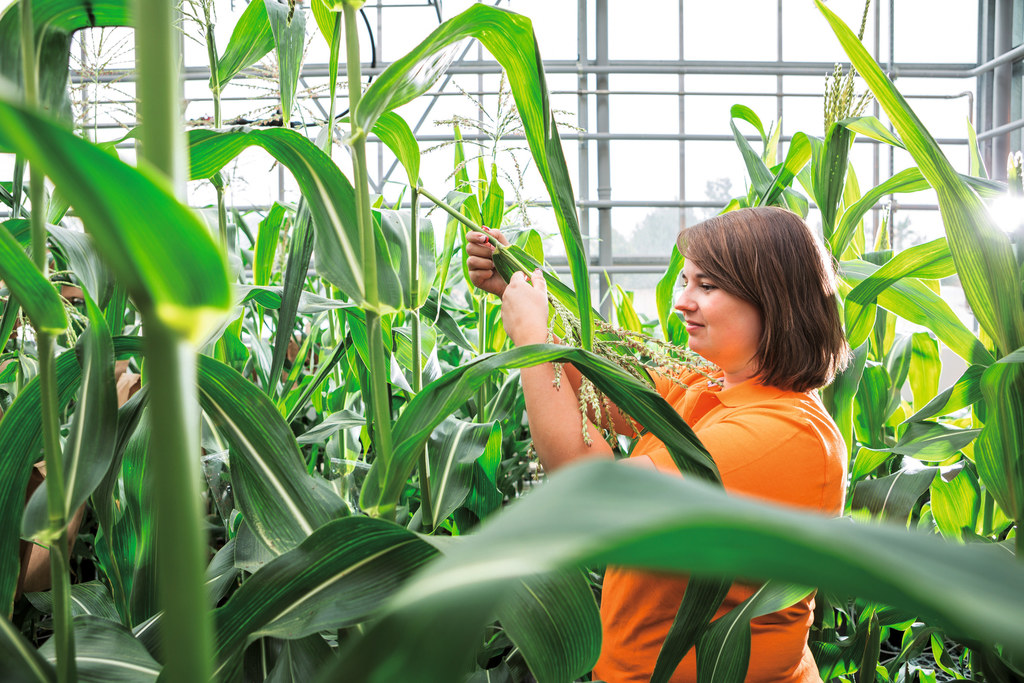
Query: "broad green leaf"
840 116 904 148
908 333 941 413
974 362 1024 521
854 364 891 448
812 123 853 239
831 168 930 258
213 516 437 678
0 221 67 333
481 163 505 231
967 117 987 178
38 615 160 681
0 348 85 613
840 260 992 366
851 469 937 523
846 238 955 306
892 421 981 461
23 297 117 540
270 201 315 398
372 111 420 186
0 0 132 118
817 0 1024 357
296 410 365 445
285 337 349 424
729 104 768 146
930 466 980 541
497 571 601 683
25 581 120 622
730 107 773 198
265 634 332 683
904 364 985 424
255 203 289 287
214 0 275 88
695 581 812 683
426 418 498 530
355 4 592 348
378 208 436 310
849 446 893 482
0 610 55 682
822 341 868 456
195 348 348 555
997 345 1024 363
759 132 811 207
651 576 731 683
265 0 306 127
360 343 720 517
613 285 643 334
309 0 336 48
48 224 111 306
656 247 686 344
0 98 230 340
463 423 504 520
421 289 475 353
325 460 1024 682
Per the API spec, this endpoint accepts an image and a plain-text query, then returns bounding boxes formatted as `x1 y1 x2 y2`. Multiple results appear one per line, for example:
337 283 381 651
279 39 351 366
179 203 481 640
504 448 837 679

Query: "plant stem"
22 1 75 679
326 12 342 152
418 185 488 237
203 6 229 247
343 2 395 517
135 0 213 679
410 189 433 530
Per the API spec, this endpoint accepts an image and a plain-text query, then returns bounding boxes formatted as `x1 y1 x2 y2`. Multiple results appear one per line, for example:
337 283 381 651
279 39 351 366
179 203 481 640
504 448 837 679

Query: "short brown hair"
677 206 848 392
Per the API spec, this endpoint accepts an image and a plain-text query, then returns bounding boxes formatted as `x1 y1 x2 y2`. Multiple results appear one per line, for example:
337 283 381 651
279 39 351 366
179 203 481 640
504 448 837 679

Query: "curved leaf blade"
0 221 67 333
215 0 274 88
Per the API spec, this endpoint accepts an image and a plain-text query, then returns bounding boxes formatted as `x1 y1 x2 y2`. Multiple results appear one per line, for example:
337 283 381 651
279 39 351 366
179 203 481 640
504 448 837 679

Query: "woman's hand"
466 227 509 297
501 269 549 347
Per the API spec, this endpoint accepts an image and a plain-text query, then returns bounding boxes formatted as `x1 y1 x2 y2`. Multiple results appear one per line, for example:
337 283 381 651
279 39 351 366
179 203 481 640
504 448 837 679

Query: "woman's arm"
501 269 612 471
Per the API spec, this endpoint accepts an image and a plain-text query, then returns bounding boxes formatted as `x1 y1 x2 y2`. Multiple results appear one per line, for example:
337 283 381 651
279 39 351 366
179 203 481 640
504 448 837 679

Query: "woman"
467 206 849 683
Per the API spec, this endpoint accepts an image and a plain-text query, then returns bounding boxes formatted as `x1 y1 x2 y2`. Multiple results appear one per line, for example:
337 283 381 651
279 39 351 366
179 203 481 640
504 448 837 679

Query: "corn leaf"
904 364 986 424
651 576 731 683
830 168 930 258
892 421 981 461
372 111 420 186
840 260 992 365
255 203 288 287
0 608 55 682
48 225 110 306
23 297 116 540
817 0 1024 358
497 570 601 683
846 238 954 306
730 106 773 197
214 0 275 89
0 221 67 333
25 581 119 622
359 343 720 517
270 201 315 398
355 4 592 348
852 469 937 523
0 98 230 340
975 362 1024 521
695 582 812 683
908 332 941 413
326 460 1024 682
931 466 981 541
212 516 437 679
38 615 160 681
656 247 686 344
265 0 306 127
425 417 498 531
812 124 853 239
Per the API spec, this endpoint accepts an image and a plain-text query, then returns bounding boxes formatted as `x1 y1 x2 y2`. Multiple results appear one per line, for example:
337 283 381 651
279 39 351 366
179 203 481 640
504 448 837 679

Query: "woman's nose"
673 285 696 312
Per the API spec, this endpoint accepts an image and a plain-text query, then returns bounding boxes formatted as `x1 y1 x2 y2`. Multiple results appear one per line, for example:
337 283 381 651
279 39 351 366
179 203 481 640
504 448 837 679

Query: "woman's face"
675 257 763 383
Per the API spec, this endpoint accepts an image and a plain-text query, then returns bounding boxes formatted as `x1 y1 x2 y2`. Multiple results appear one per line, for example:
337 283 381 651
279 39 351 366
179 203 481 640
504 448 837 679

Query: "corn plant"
1 2 1023 683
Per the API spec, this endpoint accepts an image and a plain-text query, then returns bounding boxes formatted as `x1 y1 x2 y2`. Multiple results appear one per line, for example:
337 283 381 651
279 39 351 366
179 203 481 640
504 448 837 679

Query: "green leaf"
0 610 54 682
265 634 332 683
355 4 592 348
822 341 868 456
195 348 348 555
0 0 132 118
759 132 811 207
974 362 1024 521
325 460 1024 682
831 168 930 258
38 615 160 681
255 203 288 287
817 0 1024 357
908 333 941 414
213 516 437 679
296 410 365 445
25 581 120 622
695 581 812 683
23 297 117 540
269 202 315 398
840 260 992 365
656 247 686 344
967 117 987 178
730 106 773 198
930 466 980 541
812 123 853 238
849 446 893 482
359 343 720 518
651 576 731 683
48 224 111 306
497 571 601 683
426 418 498 530
851 468 937 523
372 111 420 186
846 238 955 306
215 0 275 88
0 348 84 613
377 208 436 310
840 116 904 148
903 364 985 424
0 98 230 340
265 0 306 127
892 421 981 461
0 221 67 333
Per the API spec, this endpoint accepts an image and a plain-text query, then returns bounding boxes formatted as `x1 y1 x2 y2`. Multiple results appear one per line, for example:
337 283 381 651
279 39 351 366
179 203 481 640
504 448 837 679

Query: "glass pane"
609 0 679 60
683 1 778 62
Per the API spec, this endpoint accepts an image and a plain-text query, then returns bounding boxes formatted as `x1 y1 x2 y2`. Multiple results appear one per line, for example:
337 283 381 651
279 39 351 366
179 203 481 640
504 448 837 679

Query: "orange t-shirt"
593 370 846 683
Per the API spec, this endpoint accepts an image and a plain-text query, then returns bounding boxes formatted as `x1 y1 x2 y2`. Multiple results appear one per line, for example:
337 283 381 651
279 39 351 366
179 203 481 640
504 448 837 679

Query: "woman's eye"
700 283 716 292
